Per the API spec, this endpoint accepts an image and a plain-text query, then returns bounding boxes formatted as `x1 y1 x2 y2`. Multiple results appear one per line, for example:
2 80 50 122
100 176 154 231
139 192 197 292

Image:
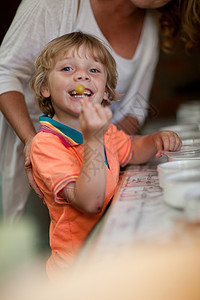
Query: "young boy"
30 31 182 279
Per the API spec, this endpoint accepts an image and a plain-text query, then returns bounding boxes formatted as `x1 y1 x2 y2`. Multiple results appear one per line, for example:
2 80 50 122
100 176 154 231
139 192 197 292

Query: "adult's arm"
0 91 36 144
0 91 44 197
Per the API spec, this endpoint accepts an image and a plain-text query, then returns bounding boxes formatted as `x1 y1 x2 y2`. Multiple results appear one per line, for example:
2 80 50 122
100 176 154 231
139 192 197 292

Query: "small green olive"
75 84 85 94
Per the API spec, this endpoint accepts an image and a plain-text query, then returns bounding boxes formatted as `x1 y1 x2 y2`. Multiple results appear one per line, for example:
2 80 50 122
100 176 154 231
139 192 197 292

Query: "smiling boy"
30 31 182 280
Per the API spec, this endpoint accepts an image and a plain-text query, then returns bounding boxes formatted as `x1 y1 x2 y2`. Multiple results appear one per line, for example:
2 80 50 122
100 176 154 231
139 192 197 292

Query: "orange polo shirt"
31 115 133 279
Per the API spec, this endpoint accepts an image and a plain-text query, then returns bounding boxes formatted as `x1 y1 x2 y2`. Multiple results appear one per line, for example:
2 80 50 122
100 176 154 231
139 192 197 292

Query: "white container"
157 159 200 188
178 131 200 140
179 145 200 152
166 149 200 161
163 170 200 209
182 138 200 146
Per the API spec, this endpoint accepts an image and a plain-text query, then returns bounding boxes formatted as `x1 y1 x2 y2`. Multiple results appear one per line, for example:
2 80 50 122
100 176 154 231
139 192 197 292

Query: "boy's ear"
41 82 50 98
103 88 108 101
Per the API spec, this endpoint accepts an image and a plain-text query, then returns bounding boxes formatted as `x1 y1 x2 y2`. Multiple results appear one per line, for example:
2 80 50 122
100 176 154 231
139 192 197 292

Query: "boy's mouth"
69 88 93 97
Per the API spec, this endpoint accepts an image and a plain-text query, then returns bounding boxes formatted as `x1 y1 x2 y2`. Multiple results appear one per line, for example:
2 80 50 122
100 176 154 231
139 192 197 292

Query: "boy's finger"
155 150 163 159
168 134 177 151
174 135 182 151
162 134 170 151
94 103 107 120
82 102 100 125
154 136 163 151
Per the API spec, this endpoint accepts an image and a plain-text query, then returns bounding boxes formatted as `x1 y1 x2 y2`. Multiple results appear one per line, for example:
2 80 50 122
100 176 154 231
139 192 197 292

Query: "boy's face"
41 45 108 123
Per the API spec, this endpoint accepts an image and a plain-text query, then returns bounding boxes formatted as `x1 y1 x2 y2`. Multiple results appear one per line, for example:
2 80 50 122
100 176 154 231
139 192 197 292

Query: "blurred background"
147 43 200 124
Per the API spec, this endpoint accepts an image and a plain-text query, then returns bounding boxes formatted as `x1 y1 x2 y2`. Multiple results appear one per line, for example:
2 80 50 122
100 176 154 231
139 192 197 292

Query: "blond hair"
31 31 118 117
157 0 200 53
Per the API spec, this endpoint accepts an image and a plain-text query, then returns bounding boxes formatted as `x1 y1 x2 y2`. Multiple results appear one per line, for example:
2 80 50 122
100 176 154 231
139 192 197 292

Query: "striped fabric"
39 115 83 147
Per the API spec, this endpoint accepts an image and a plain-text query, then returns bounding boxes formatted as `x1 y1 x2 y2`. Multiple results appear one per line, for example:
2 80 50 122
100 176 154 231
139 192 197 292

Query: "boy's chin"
76 107 82 115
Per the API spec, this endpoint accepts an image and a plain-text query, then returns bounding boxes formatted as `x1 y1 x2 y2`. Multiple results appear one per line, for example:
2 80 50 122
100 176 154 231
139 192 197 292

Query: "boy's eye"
62 66 72 71
89 68 100 73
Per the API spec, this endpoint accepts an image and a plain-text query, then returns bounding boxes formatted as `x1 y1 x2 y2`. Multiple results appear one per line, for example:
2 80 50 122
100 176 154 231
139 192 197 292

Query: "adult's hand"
24 137 44 199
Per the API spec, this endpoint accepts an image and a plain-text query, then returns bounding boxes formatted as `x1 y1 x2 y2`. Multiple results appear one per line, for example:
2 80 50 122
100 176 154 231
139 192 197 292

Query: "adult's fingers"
25 163 44 199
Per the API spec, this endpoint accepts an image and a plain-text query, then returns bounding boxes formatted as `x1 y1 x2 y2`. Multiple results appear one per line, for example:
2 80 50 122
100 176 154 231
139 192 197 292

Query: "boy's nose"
74 70 90 81
77 76 89 80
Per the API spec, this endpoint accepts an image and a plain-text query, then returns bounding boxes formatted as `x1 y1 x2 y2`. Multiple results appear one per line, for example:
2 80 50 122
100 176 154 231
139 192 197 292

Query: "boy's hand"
151 130 182 158
79 99 112 141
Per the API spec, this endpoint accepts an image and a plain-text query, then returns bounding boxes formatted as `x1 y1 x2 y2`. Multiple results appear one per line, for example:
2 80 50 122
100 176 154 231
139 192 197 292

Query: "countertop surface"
76 157 200 263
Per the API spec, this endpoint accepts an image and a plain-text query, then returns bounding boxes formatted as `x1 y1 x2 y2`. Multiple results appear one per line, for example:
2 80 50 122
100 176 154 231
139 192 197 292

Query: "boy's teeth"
70 89 92 96
74 94 83 98
84 91 91 96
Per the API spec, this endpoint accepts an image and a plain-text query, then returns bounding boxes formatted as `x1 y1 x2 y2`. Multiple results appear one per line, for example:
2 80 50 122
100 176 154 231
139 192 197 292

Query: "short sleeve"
31 133 82 204
107 124 133 167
